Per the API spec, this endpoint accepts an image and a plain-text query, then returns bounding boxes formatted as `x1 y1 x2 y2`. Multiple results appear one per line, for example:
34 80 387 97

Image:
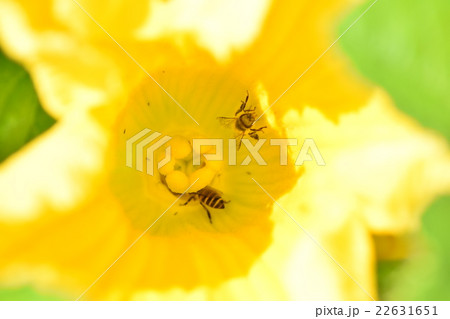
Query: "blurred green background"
339 0 450 301
0 0 449 300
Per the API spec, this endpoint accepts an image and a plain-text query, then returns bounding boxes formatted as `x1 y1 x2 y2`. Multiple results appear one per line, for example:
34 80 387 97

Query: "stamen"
165 170 190 193
169 136 192 159
189 167 216 192
158 135 220 194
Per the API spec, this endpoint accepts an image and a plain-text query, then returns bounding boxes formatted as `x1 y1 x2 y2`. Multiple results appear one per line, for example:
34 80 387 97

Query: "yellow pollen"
165 170 190 194
158 158 176 176
158 135 220 194
189 167 216 192
169 136 192 159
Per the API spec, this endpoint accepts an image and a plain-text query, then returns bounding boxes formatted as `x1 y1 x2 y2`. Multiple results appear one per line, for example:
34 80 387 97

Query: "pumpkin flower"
0 0 449 301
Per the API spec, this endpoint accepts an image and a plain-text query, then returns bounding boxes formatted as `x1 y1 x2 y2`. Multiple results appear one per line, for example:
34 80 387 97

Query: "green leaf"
377 196 450 301
0 50 56 162
0 286 63 301
339 0 450 141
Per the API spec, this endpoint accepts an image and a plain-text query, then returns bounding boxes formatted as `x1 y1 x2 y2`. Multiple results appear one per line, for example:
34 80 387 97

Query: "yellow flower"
0 0 449 301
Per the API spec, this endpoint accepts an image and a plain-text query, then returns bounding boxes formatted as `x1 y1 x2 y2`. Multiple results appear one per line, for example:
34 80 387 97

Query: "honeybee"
160 174 228 224
217 91 267 149
181 186 228 224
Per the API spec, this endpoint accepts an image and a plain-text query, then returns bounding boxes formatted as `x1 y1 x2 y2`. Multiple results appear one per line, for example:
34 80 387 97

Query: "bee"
181 186 228 224
160 174 228 224
217 91 267 149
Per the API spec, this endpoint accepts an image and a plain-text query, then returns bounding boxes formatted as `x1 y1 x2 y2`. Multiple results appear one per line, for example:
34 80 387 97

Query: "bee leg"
250 126 267 132
235 103 245 115
181 195 195 206
200 202 212 224
235 91 250 115
243 90 249 106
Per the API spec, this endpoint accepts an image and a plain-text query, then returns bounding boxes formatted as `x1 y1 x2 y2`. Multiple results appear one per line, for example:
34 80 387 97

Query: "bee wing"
217 116 236 128
235 132 245 150
201 185 224 196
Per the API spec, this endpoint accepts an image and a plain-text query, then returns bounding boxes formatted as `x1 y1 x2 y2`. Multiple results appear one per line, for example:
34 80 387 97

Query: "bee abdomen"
199 188 226 209
204 194 225 209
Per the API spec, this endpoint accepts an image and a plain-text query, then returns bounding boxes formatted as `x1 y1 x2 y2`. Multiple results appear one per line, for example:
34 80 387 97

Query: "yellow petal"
131 200 377 300
136 0 271 61
0 0 171 122
229 0 373 121
0 191 132 299
282 89 450 235
263 206 376 300
0 109 110 222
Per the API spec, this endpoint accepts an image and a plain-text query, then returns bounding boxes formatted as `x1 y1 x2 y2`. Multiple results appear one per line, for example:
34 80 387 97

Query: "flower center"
109 67 299 291
157 135 222 194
